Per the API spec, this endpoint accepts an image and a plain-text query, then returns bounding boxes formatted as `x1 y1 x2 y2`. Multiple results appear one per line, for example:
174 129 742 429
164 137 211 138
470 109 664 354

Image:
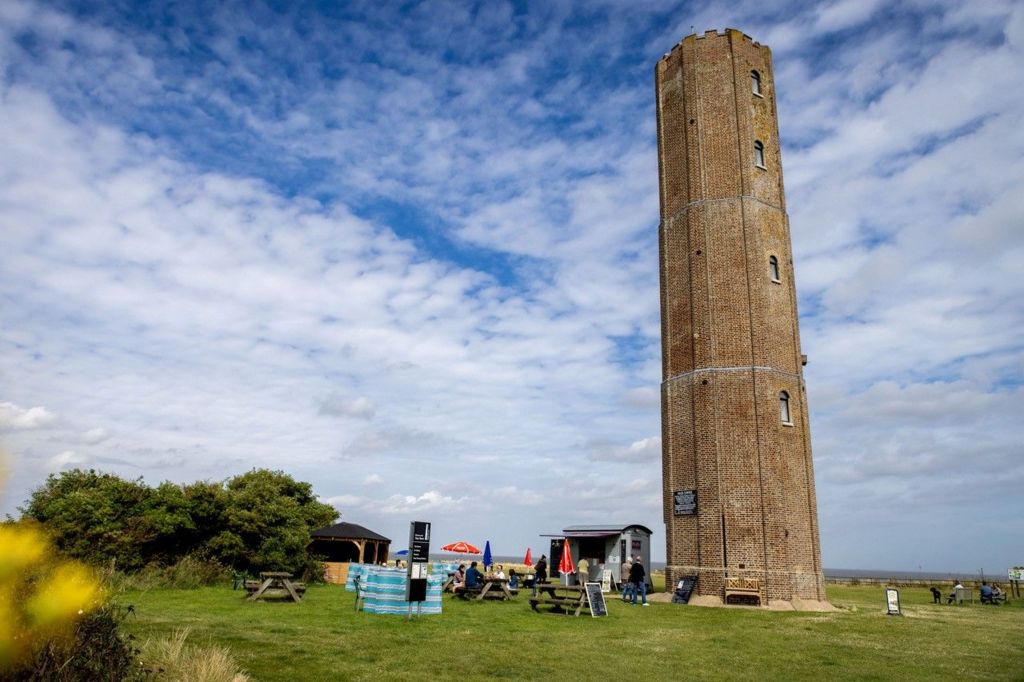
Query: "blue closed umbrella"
482 540 492 569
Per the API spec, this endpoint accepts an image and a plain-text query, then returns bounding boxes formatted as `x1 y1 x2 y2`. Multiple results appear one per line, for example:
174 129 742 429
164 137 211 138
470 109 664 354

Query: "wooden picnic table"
474 577 516 601
245 571 305 603
528 582 591 616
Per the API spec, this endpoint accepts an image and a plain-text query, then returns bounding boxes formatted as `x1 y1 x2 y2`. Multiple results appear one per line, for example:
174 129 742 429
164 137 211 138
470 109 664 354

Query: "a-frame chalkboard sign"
585 582 608 617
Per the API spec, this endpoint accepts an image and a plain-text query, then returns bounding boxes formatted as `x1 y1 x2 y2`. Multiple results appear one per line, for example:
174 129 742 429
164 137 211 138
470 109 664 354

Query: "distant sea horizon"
425 553 1003 581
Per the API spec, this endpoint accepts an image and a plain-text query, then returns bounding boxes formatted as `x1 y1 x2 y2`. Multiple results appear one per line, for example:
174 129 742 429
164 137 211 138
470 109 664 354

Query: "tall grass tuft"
141 628 248 682
108 555 228 591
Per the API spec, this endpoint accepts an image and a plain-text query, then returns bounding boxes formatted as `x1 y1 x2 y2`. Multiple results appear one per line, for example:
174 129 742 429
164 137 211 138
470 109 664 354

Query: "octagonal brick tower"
656 29 827 608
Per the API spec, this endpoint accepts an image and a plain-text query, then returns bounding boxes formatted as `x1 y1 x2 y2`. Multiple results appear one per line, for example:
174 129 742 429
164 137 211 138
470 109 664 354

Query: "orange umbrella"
440 541 482 554
523 547 533 567
558 539 574 578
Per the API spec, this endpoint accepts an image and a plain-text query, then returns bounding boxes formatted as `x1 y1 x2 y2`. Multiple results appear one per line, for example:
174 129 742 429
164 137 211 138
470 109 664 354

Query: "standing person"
535 555 548 583
629 557 648 606
621 557 634 602
577 557 590 585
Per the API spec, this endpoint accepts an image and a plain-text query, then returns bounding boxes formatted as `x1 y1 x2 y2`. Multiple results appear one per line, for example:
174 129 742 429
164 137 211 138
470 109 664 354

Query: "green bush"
21 469 338 577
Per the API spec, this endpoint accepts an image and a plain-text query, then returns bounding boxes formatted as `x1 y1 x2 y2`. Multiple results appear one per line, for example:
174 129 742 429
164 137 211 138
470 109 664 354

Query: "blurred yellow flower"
0 522 103 672
26 562 103 630
0 524 47 580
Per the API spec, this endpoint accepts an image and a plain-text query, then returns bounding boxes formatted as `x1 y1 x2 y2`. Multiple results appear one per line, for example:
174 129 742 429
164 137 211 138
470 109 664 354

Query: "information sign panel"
674 575 697 604
406 521 431 603
885 588 902 616
673 489 697 516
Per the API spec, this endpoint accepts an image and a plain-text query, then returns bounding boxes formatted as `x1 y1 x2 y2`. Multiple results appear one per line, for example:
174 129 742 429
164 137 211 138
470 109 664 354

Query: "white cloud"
47 450 85 471
319 395 377 420
0 402 57 430
78 428 110 445
378 490 468 515
620 387 658 409
0 0 1020 573
588 437 661 463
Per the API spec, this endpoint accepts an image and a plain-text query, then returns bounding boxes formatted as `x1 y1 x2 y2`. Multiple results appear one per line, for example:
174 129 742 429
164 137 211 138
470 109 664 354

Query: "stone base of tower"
665 564 833 611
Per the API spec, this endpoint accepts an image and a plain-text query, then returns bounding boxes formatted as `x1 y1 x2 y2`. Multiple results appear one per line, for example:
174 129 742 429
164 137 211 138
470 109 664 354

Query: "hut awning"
540 524 653 538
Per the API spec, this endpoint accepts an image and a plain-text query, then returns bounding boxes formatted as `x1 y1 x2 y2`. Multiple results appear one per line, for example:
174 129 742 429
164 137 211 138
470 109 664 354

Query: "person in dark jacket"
465 561 484 588
535 555 548 583
629 557 648 606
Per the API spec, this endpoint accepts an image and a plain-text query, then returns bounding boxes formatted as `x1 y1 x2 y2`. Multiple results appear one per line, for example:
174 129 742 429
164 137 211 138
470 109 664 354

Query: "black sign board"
585 582 608 617
673 575 697 604
673 489 697 516
549 538 563 578
410 521 430 562
406 521 431 603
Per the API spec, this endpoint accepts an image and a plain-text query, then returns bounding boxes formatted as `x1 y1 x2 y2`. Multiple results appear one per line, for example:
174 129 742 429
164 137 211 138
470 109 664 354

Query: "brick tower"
656 29 827 608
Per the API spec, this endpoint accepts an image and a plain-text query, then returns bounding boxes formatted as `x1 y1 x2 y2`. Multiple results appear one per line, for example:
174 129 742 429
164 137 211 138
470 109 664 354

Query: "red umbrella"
523 547 533 567
440 541 482 554
558 539 574 578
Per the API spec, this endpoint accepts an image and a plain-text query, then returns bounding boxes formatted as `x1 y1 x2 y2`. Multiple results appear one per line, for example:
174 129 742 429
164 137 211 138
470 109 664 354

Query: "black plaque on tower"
673 489 697 516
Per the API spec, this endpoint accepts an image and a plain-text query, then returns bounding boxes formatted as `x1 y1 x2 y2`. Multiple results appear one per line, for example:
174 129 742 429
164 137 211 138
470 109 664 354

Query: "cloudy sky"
1 0 1021 574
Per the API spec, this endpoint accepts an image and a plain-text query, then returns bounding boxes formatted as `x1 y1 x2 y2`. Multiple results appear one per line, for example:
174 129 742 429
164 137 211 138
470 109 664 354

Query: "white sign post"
885 588 902 616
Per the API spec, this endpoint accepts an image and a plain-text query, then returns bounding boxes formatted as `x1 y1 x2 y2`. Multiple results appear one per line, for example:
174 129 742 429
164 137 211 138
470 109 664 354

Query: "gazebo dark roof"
310 521 390 542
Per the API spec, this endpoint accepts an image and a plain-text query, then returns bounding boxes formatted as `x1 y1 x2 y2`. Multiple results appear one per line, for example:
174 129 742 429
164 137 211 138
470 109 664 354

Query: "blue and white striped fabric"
360 566 443 615
432 561 459 575
345 563 369 592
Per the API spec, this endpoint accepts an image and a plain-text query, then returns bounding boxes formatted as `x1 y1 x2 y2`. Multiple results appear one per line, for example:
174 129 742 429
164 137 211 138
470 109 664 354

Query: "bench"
528 584 590 616
724 577 762 606
950 587 973 605
244 580 307 594
454 585 483 599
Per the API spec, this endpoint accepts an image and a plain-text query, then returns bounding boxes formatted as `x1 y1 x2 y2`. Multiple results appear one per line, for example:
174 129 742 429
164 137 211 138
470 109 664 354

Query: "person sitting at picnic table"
465 561 484 591
991 584 1004 603
451 564 465 593
508 568 519 589
980 581 994 604
947 580 964 604
493 564 506 580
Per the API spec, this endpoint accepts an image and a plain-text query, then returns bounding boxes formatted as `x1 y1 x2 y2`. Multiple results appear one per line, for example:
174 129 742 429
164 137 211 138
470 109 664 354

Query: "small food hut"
542 523 653 589
308 522 391 585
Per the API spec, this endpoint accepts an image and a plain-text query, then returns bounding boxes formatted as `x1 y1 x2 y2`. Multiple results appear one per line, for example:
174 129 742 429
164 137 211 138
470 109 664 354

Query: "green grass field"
120 583 1024 681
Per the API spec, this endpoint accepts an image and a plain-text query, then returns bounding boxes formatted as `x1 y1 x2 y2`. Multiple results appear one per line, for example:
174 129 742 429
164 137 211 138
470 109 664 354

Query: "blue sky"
1 0 1021 574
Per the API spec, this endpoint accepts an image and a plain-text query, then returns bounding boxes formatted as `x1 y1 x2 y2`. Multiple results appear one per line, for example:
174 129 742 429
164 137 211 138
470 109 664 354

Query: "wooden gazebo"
308 522 391 584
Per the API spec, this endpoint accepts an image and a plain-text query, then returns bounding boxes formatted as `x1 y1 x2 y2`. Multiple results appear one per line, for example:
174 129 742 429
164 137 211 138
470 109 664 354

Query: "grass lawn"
120 583 1024 681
